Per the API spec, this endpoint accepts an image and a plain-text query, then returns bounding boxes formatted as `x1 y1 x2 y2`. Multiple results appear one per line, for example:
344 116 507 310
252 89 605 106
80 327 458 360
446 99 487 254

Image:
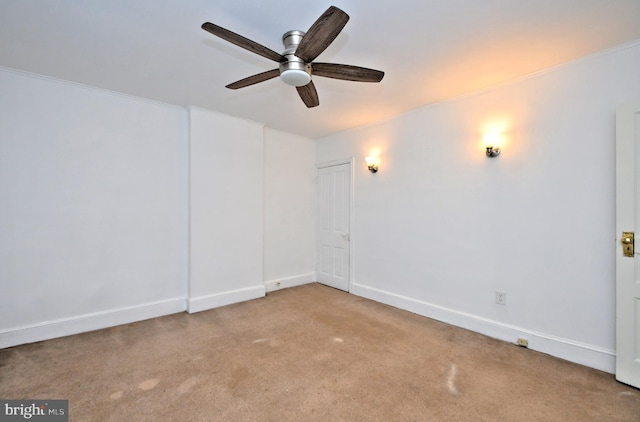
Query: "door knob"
622 232 634 257
341 233 350 241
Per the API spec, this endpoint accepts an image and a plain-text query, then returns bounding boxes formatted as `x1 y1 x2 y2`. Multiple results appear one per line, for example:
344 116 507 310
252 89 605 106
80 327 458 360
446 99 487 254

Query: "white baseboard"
351 282 615 373
0 297 187 349
264 273 315 292
187 285 265 314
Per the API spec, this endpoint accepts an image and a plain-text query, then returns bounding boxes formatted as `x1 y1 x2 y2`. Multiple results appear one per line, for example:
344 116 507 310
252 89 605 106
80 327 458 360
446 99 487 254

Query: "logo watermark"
0 400 68 421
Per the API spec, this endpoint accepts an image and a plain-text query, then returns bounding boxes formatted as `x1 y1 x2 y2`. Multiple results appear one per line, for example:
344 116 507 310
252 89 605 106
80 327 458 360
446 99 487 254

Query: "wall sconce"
365 156 379 173
483 133 501 158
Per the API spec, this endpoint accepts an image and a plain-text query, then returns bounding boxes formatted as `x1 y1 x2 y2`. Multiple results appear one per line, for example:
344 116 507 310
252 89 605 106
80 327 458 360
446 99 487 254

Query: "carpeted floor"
1 283 639 421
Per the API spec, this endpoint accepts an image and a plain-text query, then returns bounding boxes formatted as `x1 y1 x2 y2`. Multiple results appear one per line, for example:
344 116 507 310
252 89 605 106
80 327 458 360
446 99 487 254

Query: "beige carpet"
1 283 639 421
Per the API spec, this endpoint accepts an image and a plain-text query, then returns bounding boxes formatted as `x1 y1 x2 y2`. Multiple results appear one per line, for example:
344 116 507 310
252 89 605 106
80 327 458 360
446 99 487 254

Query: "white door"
316 162 351 291
616 101 640 388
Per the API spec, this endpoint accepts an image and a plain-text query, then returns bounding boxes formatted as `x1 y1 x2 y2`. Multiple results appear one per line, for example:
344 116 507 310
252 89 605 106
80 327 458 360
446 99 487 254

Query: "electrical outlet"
495 291 506 305
517 338 529 348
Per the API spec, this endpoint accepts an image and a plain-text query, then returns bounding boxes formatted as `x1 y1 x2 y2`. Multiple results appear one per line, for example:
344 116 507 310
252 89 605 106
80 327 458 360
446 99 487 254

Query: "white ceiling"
2 0 640 139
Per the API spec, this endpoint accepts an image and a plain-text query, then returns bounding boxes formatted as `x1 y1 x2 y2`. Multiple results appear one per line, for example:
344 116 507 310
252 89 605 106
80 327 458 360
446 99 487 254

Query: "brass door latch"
622 232 634 257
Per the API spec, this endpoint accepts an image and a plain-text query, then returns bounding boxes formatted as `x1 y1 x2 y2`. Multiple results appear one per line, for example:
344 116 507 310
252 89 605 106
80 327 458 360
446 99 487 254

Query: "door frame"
316 158 355 292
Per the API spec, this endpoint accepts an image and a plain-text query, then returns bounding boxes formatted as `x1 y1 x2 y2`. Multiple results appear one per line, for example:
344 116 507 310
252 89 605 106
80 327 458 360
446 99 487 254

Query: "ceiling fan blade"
226 69 280 89
202 22 285 63
295 6 349 63
296 81 319 108
312 63 384 82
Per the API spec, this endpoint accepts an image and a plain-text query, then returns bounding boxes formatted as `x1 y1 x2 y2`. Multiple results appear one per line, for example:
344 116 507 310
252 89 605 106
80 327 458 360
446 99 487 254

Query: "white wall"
0 68 188 347
188 107 265 312
0 69 317 346
316 41 640 372
263 128 316 291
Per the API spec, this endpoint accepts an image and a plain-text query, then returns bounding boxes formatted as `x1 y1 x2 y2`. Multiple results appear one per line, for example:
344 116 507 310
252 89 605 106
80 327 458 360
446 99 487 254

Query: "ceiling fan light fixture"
280 69 312 86
279 55 311 87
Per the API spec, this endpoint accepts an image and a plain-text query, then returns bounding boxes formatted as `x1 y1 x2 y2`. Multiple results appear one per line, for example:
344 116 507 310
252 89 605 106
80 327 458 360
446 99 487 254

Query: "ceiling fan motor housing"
279 30 311 86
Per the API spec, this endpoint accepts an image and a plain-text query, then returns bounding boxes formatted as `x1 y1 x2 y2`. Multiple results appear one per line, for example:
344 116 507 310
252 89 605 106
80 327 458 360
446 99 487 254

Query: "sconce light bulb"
483 133 499 147
365 156 379 173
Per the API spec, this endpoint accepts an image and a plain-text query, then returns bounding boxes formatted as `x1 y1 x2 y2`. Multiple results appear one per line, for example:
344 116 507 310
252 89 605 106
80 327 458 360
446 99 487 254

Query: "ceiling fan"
201 6 384 108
